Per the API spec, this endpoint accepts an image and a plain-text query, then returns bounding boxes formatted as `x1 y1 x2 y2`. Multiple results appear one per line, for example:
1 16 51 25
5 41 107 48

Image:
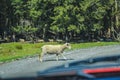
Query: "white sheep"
19 39 25 43
39 43 71 62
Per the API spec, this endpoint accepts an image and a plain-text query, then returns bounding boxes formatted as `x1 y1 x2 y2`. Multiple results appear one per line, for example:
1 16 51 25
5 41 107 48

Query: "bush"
15 45 23 50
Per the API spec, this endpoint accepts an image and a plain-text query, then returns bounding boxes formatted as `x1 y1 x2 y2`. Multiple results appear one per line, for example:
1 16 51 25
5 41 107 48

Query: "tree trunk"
42 24 48 41
65 27 69 42
43 27 46 41
115 0 119 28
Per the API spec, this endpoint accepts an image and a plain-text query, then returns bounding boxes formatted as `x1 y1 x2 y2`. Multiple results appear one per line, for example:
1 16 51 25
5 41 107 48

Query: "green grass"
71 42 120 50
0 41 120 62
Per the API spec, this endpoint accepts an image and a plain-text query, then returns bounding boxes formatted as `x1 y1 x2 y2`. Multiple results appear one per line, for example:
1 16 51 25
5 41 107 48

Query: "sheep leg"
61 54 67 60
56 54 59 61
39 52 43 62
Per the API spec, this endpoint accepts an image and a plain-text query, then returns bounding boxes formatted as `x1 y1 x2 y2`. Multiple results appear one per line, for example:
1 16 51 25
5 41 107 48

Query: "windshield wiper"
69 54 120 66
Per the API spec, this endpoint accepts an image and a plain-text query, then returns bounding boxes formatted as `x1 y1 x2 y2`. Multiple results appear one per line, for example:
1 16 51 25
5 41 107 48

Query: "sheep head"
64 43 71 49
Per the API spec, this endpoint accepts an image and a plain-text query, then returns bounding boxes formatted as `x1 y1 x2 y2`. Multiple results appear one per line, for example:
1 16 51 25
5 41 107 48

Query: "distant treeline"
0 0 120 42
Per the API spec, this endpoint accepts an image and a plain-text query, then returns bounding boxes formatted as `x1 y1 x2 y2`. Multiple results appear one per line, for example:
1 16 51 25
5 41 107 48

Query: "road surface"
0 45 120 79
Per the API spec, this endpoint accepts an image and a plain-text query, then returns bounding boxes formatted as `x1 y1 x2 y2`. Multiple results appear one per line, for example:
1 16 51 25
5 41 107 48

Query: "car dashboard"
38 54 120 80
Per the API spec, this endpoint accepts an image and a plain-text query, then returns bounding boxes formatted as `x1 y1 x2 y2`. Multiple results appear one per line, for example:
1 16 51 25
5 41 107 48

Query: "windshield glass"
0 0 120 80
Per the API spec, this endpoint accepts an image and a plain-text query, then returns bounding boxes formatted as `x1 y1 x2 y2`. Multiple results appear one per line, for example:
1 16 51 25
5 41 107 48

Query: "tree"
111 0 120 41
0 0 118 42
12 25 38 41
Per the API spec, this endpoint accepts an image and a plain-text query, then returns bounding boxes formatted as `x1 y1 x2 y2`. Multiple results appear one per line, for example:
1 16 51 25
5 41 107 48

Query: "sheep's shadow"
43 58 74 62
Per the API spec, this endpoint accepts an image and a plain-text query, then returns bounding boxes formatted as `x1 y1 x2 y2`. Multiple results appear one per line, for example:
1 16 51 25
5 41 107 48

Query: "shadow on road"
43 58 74 62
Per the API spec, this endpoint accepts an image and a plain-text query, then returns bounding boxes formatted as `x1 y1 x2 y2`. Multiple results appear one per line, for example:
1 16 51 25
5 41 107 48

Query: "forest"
0 0 120 42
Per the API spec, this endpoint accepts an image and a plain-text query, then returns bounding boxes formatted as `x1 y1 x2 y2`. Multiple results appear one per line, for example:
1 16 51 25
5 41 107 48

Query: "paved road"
0 45 120 79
